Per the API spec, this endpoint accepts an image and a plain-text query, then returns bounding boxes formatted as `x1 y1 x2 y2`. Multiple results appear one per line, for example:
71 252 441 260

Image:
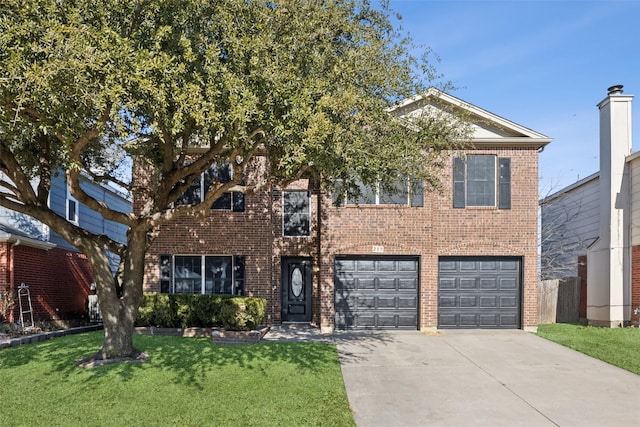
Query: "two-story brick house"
142 90 551 331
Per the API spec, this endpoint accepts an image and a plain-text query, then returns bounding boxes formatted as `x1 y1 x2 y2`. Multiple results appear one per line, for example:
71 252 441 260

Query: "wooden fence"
538 277 581 324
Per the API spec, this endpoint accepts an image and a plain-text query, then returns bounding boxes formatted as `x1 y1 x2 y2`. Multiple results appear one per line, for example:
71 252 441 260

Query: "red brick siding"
143 147 541 331
0 244 94 323
320 148 540 329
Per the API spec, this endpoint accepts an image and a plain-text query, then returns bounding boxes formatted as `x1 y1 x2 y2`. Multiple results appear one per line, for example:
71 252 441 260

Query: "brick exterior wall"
143 146 541 331
0 243 94 323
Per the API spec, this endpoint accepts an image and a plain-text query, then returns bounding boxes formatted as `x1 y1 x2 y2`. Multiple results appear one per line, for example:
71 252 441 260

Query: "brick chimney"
587 85 633 327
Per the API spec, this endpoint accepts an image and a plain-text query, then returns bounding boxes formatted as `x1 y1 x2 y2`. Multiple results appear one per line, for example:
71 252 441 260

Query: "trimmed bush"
135 294 265 330
219 297 266 331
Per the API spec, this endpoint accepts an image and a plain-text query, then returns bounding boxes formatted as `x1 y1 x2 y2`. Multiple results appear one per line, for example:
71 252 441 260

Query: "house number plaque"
372 245 384 253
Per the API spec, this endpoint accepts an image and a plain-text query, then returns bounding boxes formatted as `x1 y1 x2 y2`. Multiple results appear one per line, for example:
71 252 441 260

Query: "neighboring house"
541 85 640 327
142 89 551 332
0 172 130 324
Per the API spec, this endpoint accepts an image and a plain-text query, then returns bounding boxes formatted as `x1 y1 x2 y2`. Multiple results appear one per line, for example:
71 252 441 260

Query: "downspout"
315 179 322 329
7 239 22 324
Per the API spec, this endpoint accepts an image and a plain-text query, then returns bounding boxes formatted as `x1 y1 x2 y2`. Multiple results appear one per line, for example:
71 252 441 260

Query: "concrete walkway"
335 330 640 427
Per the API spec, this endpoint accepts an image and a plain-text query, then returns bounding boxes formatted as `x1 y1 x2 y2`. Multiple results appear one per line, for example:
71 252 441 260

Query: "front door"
281 258 312 322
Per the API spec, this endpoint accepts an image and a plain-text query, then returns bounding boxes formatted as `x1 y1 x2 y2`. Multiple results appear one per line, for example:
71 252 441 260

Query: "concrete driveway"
336 330 640 427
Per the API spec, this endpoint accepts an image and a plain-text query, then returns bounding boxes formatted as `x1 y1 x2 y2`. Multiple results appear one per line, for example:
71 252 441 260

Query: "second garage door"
438 257 522 329
335 256 419 329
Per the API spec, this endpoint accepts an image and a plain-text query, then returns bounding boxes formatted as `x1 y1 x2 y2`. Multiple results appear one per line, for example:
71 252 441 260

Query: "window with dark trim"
159 254 245 295
453 155 510 209
283 191 311 237
334 179 423 207
175 163 244 211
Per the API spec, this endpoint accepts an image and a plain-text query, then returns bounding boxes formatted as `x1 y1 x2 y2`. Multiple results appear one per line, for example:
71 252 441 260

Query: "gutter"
0 232 57 251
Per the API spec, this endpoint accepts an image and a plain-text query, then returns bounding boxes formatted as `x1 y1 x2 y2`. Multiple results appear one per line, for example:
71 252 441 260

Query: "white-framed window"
159 254 246 295
283 191 311 237
175 163 244 211
66 194 79 224
453 155 511 209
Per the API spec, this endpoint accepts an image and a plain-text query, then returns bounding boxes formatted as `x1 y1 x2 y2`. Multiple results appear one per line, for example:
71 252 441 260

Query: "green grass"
537 323 640 375
0 332 354 426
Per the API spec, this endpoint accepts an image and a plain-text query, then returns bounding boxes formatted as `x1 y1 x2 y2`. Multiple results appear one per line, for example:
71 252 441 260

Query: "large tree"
0 0 469 361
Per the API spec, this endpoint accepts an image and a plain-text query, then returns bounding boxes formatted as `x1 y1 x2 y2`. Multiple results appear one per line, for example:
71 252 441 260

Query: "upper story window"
336 179 423 207
453 155 511 209
283 191 311 237
175 163 244 212
66 194 79 224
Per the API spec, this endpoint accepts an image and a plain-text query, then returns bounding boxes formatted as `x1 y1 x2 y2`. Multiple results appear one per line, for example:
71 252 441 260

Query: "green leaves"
0 0 471 222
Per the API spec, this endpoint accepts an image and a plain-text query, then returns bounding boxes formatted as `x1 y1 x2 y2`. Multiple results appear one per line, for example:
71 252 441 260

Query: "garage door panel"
439 278 456 290
357 260 375 271
379 261 397 271
460 278 477 289
480 296 498 307
336 276 357 290
480 261 498 271
480 278 498 290
398 296 417 309
501 296 517 308
399 260 419 271
358 279 376 289
438 257 521 329
335 256 419 330
439 261 457 271
439 295 457 307
460 296 477 307
378 279 396 290
376 295 396 308
459 314 478 326
479 314 498 326
501 260 518 271
461 261 477 270
500 278 517 290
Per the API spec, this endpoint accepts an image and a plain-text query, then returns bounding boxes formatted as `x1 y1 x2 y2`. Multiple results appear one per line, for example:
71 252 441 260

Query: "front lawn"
0 332 354 426
537 323 640 375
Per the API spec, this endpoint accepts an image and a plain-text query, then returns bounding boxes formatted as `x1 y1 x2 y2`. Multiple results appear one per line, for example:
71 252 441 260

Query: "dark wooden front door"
281 258 312 322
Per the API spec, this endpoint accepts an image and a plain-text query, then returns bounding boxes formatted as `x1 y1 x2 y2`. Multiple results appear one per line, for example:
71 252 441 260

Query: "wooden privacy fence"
538 278 581 324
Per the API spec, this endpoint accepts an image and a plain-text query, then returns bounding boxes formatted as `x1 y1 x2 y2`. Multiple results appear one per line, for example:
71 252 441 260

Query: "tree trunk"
81 227 148 361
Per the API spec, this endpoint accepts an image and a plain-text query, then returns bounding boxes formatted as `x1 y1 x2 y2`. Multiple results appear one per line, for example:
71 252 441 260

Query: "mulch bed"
134 325 271 344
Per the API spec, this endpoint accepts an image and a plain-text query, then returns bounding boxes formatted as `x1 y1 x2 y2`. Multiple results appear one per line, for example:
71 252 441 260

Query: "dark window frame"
159 254 245 296
453 155 511 209
175 163 245 212
335 178 424 207
283 191 311 237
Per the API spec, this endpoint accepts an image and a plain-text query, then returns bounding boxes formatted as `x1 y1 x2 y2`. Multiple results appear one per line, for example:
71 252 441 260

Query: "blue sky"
387 0 640 195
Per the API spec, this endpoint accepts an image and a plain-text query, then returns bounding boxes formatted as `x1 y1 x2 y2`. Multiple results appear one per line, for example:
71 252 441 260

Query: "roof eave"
0 232 57 251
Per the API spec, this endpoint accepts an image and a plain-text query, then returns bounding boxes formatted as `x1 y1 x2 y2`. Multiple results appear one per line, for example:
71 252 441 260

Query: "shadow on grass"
1 328 402 388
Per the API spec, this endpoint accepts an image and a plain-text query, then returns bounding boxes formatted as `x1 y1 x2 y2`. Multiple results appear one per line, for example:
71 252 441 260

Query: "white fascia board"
392 88 552 144
0 231 57 250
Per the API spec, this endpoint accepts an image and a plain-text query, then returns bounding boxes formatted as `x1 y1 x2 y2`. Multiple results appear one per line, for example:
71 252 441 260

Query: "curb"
0 324 104 351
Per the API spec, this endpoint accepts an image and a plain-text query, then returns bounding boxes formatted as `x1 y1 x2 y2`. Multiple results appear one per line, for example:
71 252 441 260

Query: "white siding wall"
630 158 640 246
0 172 49 240
540 176 600 278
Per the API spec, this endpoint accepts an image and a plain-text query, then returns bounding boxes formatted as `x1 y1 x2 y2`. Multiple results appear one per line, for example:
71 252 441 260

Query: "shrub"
136 294 177 327
136 294 265 330
219 297 266 331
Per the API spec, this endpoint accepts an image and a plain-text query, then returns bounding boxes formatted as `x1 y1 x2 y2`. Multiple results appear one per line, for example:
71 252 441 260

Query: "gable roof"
392 88 552 149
